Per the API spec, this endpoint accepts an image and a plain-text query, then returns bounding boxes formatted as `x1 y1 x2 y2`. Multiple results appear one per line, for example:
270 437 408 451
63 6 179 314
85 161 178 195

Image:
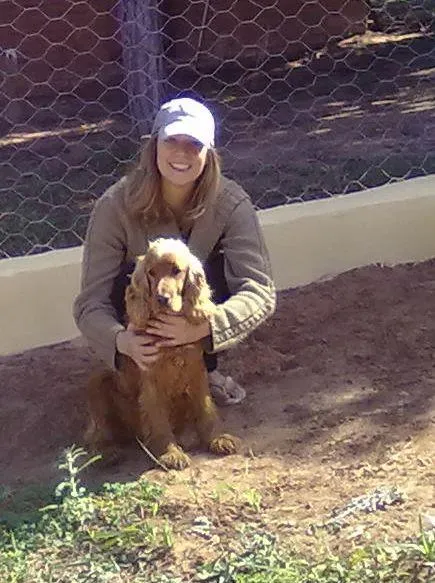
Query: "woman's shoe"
208 370 246 406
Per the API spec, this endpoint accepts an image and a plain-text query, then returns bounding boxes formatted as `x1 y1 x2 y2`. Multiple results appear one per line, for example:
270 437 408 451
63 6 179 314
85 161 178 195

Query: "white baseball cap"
152 97 215 148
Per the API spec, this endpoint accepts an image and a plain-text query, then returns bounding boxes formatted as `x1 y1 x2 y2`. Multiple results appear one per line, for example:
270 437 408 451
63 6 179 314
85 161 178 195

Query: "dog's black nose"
157 295 169 306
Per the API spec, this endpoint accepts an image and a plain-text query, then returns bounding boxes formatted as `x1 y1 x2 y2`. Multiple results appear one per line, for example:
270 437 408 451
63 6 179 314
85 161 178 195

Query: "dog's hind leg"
84 369 127 464
193 374 240 457
193 392 219 447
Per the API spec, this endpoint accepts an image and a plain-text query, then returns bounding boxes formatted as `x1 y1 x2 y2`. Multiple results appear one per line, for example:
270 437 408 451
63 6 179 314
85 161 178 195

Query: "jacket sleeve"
206 196 276 353
73 193 127 368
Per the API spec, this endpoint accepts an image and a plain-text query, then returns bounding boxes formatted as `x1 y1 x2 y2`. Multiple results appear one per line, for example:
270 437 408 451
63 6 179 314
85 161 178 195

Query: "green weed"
0 447 433 582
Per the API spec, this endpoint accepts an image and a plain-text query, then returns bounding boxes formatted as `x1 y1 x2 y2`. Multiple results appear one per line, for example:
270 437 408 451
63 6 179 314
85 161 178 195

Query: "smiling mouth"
169 162 191 172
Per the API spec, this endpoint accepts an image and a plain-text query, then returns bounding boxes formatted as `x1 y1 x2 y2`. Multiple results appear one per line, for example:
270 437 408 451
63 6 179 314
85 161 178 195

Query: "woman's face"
157 134 208 189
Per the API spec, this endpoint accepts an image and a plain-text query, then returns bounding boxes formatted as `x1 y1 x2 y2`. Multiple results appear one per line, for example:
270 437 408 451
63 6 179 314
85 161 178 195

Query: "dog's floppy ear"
125 255 150 327
183 255 214 323
130 255 149 290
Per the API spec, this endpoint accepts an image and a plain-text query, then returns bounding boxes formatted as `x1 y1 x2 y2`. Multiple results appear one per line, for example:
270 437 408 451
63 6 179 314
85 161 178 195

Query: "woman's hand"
116 324 160 370
146 314 211 347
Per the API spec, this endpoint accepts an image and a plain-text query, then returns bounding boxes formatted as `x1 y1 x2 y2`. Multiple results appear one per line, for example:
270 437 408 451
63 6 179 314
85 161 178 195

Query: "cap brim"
160 120 213 148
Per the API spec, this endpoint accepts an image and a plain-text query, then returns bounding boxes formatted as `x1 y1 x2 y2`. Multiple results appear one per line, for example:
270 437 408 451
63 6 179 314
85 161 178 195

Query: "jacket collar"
146 177 228 262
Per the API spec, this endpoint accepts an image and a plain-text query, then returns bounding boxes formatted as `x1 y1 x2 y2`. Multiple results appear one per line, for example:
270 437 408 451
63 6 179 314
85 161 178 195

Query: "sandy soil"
1 260 434 556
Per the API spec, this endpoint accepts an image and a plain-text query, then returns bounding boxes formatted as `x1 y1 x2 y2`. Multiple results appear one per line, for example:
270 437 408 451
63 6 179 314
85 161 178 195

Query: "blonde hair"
123 135 221 226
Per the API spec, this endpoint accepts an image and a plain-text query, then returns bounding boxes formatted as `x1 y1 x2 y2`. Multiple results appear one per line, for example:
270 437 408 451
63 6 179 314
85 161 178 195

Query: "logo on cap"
152 98 215 148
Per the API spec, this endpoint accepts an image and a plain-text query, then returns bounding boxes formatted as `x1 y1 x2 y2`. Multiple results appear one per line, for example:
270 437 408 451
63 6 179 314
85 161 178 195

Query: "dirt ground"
1 260 434 556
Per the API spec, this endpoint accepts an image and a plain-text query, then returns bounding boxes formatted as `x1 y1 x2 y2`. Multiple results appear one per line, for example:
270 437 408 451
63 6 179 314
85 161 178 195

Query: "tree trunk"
118 0 163 138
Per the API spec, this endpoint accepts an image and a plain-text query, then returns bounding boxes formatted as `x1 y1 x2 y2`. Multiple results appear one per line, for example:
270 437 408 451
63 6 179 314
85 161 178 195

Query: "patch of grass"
196 526 434 582
242 488 263 513
0 446 170 582
0 482 56 529
0 445 433 582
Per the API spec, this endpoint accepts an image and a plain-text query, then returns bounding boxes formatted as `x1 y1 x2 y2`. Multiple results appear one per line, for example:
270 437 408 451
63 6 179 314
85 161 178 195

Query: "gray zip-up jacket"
73 175 276 368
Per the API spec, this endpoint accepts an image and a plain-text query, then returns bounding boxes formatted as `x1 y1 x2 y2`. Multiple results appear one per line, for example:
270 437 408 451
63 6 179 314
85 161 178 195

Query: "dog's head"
128 238 213 322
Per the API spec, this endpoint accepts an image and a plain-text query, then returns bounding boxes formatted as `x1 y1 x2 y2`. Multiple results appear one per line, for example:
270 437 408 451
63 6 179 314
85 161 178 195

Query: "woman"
73 97 276 405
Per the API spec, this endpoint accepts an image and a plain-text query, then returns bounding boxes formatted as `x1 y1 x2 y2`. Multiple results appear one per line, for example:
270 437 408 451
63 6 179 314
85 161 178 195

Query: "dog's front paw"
158 443 191 470
209 434 239 456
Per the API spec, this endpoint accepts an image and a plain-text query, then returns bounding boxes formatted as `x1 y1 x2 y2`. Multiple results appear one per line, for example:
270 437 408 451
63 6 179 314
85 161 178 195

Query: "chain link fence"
0 0 434 258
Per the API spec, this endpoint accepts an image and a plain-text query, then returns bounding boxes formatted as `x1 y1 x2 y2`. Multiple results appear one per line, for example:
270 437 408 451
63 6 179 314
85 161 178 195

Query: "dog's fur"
85 238 238 469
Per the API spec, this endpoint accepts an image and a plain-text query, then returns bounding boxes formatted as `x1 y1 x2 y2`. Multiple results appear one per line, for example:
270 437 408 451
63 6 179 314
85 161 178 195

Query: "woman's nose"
173 140 194 156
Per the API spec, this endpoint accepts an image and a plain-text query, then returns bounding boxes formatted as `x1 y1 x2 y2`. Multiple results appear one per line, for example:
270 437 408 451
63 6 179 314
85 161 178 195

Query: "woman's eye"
190 140 202 151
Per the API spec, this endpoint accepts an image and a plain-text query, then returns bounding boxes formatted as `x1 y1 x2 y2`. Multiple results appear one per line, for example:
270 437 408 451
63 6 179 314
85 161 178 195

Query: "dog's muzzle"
157 294 170 307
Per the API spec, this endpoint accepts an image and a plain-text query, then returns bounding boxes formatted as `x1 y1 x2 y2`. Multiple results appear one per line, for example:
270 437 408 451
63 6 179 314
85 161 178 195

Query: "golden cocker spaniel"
85 238 239 470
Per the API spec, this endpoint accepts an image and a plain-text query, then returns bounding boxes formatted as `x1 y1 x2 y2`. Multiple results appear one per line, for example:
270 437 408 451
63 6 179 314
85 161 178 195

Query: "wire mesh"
0 0 434 258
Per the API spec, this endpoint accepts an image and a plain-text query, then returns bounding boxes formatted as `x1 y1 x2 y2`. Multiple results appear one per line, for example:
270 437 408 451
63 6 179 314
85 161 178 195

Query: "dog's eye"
171 266 181 276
